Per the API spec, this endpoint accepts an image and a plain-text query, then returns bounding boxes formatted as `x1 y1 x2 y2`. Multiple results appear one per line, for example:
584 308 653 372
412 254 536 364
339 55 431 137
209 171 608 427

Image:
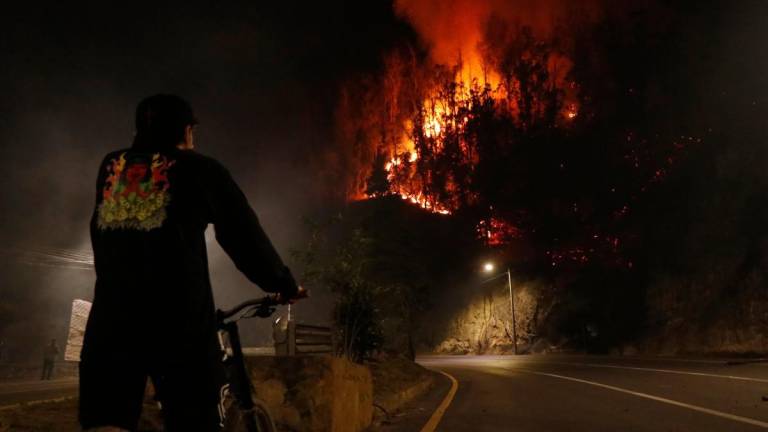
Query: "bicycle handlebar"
217 294 279 322
217 287 309 324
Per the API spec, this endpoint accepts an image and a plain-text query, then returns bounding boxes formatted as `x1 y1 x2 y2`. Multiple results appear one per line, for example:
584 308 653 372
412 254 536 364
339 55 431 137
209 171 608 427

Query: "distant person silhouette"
41 339 58 380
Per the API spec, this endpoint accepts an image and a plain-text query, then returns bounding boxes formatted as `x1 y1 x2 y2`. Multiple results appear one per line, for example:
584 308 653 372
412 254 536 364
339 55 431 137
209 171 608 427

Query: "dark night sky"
0 1 412 245
2 0 768 355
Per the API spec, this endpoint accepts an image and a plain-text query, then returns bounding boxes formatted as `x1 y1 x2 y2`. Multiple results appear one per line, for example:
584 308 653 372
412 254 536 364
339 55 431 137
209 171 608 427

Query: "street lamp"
482 262 518 355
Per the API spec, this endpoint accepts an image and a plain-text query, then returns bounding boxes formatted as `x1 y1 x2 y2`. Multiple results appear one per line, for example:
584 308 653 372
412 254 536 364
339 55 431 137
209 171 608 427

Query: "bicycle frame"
216 296 278 416
218 320 255 411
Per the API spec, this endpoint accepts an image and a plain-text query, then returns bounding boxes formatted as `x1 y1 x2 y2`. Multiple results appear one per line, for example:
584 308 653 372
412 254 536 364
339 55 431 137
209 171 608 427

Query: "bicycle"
216 295 280 432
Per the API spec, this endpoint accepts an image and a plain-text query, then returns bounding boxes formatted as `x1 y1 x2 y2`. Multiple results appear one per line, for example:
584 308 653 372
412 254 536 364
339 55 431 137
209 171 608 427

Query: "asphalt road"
391 355 768 432
5 355 768 431
0 378 78 407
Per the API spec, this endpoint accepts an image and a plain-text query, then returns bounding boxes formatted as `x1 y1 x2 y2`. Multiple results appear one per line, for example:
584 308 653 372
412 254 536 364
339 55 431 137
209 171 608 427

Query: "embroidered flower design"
97 153 175 231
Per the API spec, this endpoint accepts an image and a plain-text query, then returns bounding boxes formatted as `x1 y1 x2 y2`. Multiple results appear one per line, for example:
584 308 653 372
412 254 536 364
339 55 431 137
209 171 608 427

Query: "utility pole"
507 269 518 355
482 263 518 355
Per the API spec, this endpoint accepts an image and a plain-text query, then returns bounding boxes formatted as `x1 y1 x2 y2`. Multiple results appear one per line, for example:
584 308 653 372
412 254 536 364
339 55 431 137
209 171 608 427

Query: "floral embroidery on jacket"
97 152 175 231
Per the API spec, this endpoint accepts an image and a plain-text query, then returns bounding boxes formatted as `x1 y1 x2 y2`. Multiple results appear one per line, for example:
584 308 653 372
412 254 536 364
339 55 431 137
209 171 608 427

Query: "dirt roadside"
368 357 440 429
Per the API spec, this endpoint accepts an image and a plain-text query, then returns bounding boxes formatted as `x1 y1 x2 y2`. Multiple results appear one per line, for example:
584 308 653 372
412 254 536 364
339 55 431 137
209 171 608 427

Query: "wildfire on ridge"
353 1 585 217
334 0 703 273
362 44 581 216
344 1 597 252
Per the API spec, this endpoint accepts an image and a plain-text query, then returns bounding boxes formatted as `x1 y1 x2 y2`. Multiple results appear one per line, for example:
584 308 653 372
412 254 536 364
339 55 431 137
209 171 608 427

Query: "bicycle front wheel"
223 396 276 432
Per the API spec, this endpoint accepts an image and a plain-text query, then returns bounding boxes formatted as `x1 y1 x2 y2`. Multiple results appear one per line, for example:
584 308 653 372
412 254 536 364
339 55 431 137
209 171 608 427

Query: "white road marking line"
523 369 768 429
0 395 77 411
420 370 459 432
535 361 768 383
606 356 730 365
0 388 72 395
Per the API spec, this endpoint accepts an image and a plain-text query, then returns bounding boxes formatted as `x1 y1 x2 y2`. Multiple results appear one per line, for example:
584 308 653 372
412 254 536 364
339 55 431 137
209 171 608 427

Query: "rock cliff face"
641 263 768 355
433 281 547 355
432 262 768 356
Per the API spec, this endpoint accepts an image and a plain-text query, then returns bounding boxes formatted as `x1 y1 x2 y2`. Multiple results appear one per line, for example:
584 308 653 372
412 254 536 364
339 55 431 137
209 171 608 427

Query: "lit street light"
482 262 518 355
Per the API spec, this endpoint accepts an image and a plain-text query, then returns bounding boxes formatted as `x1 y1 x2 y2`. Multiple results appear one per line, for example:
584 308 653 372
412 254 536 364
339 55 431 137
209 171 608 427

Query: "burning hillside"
345 0 582 211
335 0 700 267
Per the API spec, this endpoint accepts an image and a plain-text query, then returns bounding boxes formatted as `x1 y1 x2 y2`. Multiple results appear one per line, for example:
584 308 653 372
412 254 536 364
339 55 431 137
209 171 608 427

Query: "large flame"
355 0 582 216
336 0 699 270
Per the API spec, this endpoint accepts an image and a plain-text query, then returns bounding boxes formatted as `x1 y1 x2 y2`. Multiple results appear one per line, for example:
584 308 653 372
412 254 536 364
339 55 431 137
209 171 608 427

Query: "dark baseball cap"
135 94 198 134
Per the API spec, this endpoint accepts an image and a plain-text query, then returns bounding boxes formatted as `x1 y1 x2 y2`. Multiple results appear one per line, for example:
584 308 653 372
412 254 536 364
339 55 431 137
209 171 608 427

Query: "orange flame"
348 0 590 218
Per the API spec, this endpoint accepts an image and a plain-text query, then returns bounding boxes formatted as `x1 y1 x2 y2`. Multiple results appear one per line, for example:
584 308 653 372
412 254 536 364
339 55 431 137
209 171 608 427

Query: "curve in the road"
420 370 459 432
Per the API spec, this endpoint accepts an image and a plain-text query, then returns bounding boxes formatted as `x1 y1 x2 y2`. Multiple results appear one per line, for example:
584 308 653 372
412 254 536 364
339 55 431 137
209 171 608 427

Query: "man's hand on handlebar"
275 286 309 305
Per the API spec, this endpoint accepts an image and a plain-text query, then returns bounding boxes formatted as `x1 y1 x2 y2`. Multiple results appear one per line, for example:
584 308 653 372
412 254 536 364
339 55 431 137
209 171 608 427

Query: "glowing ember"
381 154 452 214
477 218 522 246
566 104 578 119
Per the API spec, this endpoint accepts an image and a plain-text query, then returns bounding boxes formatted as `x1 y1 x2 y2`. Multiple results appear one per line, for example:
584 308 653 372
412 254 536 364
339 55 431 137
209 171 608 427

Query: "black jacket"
82 147 297 361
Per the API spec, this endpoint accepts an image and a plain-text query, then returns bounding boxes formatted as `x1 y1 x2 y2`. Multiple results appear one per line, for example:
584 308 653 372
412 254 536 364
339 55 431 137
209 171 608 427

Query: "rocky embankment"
0 356 436 432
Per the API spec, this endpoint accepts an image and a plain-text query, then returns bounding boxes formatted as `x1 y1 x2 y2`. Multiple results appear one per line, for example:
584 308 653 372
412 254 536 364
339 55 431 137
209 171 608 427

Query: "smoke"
0 1 401 361
394 0 600 67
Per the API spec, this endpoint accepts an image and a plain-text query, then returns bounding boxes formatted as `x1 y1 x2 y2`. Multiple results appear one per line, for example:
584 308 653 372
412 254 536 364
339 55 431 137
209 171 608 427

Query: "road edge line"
523 369 768 429
538 361 768 383
420 370 459 432
0 395 77 411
